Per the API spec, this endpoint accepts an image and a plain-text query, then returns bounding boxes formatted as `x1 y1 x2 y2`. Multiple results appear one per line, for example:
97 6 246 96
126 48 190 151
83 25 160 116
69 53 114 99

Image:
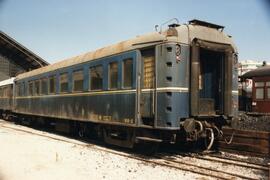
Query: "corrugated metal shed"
0 31 49 76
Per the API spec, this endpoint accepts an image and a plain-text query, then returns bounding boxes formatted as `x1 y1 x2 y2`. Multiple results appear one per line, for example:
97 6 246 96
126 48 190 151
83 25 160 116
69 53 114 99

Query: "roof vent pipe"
155 18 180 33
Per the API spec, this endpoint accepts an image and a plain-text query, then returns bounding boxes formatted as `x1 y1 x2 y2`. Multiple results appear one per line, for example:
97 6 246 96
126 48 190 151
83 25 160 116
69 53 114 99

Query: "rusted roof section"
16 32 167 80
241 66 270 78
0 31 49 71
16 20 237 80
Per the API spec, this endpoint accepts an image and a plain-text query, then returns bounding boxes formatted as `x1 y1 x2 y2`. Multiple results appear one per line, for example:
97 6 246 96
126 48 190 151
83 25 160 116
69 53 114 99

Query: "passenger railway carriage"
241 66 270 113
0 19 238 150
0 78 14 120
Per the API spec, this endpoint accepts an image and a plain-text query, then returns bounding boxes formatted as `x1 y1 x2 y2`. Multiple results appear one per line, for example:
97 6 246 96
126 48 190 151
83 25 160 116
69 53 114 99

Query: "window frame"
89 65 103 91
0 88 3 97
142 48 155 89
59 72 69 93
72 69 84 92
266 81 270 100
41 77 48 95
16 83 21 97
255 87 264 100
28 81 34 96
34 80 41 96
48 75 56 94
108 61 118 90
122 58 133 89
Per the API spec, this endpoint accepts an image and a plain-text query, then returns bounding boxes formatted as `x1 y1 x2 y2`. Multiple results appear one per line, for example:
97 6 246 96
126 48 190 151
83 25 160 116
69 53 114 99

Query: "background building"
0 31 49 81
238 60 266 111
238 60 263 93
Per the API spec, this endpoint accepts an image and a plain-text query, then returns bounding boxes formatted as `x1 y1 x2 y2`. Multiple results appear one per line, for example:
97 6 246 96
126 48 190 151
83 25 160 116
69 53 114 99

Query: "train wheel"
204 128 215 151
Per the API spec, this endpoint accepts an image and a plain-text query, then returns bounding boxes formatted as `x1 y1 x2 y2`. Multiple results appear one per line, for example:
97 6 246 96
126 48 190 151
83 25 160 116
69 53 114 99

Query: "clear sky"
1 0 270 63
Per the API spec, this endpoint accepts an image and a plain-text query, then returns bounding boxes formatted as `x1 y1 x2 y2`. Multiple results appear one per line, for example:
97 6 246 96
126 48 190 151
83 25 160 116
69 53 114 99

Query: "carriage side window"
60 73 69 93
49 76 56 94
28 81 34 96
4 87 8 97
73 70 84 92
266 82 270 99
21 82 25 96
255 81 264 100
34 80 40 96
255 82 264 87
16 83 21 97
90 65 103 90
109 62 118 89
41 78 48 95
142 49 155 89
123 58 133 88
5 87 8 97
2 87 6 97
0 88 3 97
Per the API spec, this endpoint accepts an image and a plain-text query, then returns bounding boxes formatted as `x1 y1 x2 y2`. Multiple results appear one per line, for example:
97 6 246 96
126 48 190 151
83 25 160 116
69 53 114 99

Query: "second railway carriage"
0 78 15 120
241 66 270 113
12 19 238 149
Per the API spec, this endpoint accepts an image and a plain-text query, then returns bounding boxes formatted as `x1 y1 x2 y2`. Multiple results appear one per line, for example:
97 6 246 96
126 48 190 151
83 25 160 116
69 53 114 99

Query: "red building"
242 66 270 113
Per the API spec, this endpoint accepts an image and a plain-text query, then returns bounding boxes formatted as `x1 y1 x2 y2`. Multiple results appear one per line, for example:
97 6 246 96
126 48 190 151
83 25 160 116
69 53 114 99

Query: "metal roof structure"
241 65 270 78
189 19 225 31
0 77 15 87
0 31 49 71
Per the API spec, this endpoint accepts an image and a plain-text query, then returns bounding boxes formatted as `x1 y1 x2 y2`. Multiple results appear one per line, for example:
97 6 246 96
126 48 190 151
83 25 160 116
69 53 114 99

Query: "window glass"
41 78 48 95
21 82 25 96
60 73 69 93
267 88 270 99
255 82 264 87
3 87 7 98
34 80 40 95
28 81 33 96
123 59 133 88
73 70 84 92
266 82 270 86
49 76 56 94
255 88 264 99
16 83 21 97
142 49 155 89
109 62 118 89
5 87 8 97
2 87 6 97
90 65 103 90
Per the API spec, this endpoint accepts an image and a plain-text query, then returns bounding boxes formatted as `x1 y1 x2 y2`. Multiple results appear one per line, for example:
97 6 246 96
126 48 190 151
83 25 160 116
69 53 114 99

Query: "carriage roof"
16 21 237 80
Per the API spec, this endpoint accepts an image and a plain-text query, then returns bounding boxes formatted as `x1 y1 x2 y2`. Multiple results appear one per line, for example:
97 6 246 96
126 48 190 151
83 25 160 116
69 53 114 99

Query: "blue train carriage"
13 19 238 150
0 77 15 120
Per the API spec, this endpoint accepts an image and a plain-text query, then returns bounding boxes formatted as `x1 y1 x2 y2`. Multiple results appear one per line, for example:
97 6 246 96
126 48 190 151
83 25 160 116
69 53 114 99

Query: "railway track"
0 120 268 180
219 127 270 157
167 151 269 171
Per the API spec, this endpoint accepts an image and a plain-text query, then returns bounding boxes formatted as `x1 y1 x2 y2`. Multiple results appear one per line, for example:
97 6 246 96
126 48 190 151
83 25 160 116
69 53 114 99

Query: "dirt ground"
0 120 207 180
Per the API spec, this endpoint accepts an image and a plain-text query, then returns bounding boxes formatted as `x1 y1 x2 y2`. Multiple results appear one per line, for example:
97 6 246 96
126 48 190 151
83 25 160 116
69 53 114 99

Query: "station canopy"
0 31 49 71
